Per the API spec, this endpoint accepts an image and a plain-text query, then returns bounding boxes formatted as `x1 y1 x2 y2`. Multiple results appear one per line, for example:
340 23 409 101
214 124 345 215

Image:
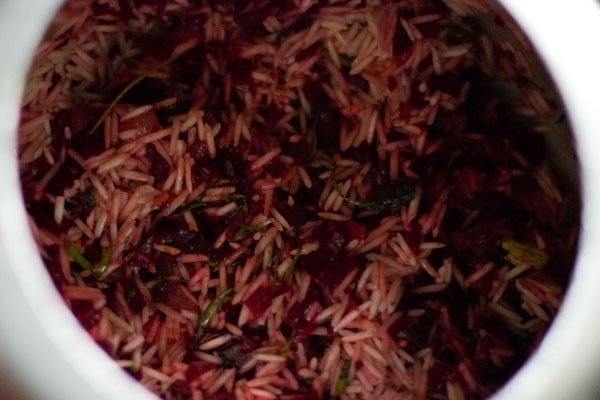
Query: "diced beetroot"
164 282 199 312
430 72 467 100
122 278 148 314
193 160 222 187
296 42 321 63
46 157 84 196
476 332 512 362
450 220 502 260
189 138 212 162
411 0 447 15
184 360 218 385
65 186 96 220
512 174 558 223
166 382 193 400
395 45 414 68
208 391 236 400
230 1 296 39
393 15 413 58
298 221 365 300
304 331 331 359
281 390 321 400
442 328 469 360
400 102 412 121
27 200 69 233
387 313 407 339
290 318 329 361
227 58 254 87
302 79 323 105
454 167 485 202
285 284 323 326
419 20 442 39
264 157 288 179
221 139 251 177
254 104 286 147
51 105 100 142
44 246 67 286
119 109 161 135
171 46 207 85
71 300 101 330
153 214 198 247
427 360 467 392
469 268 495 294
245 283 291 317
91 0 118 16
143 314 162 344
403 222 422 252
276 201 314 228
123 237 154 271
387 76 399 91
347 73 370 93
146 144 171 186
301 221 344 259
343 220 366 243
312 257 361 302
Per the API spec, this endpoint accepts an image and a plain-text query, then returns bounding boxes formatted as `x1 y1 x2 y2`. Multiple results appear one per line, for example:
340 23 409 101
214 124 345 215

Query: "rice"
18 0 580 399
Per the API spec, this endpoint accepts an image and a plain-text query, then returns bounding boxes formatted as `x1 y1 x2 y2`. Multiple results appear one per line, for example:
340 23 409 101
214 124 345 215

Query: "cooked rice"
19 0 579 399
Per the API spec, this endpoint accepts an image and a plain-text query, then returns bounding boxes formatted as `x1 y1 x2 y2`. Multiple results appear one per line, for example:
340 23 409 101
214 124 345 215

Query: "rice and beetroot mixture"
19 0 579 399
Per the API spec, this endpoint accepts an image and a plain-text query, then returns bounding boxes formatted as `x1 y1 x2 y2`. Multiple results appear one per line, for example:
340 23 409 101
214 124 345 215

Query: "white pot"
1 1 599 399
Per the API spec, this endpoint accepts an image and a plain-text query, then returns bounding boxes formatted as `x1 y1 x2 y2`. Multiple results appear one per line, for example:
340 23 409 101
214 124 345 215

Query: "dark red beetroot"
280 389 321 400
163 282 199 312
65 185 97 220
71 300 101 330
119 108 161 135
427 360 472 394
393 11 413 63
297 221 365 300
227 58 254 87
45 158 84 197
146 143 171 186
245 282 291 318
286 284 323 327
27 200 69 233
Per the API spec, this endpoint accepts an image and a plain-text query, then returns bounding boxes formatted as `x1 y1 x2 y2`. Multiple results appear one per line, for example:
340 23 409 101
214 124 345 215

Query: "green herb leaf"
233 222 265 241
312 149 336 168
300 377 314 389
332 177 416 213
197 288 233 336
282 251 302 282
179 194 246 214
67 243 112 279
88 40 199 136
338 54 354 68
92 246 112 279
500 239 548 269
67 243 93 270
322 49 354 69
334 359 351 396
80 185 96 208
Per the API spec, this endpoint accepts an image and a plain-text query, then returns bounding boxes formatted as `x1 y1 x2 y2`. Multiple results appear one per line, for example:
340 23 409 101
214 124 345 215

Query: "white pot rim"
494 2 600 397
1 1 599 399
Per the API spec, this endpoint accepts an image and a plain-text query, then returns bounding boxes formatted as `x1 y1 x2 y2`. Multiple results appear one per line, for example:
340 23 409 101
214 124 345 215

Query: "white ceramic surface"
0 0 156 399
1 1 600 399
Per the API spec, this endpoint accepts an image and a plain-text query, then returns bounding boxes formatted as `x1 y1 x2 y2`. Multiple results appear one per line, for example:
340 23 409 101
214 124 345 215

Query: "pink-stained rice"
18 0 580 399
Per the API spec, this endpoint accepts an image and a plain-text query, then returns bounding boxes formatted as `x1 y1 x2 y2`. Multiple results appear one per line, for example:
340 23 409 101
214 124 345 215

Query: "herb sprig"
331 176 416 213
197 288 233 336
67 243 112 279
